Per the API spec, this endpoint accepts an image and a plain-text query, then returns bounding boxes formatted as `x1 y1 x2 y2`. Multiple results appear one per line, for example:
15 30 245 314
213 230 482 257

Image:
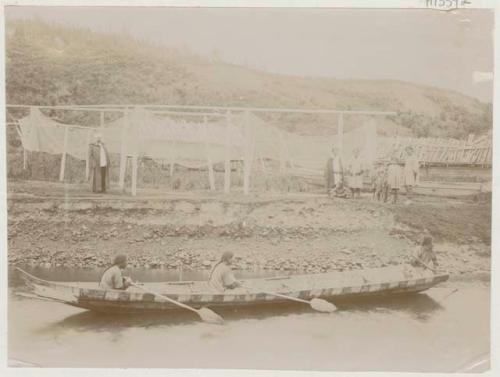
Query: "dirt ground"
7 180 491 278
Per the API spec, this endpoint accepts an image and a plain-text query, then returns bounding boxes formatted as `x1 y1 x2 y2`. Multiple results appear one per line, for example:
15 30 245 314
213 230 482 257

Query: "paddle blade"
197 307 224 324
310 298 337 313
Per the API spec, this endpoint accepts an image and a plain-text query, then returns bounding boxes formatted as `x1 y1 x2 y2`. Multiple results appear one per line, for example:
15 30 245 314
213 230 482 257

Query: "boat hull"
16 266 449 314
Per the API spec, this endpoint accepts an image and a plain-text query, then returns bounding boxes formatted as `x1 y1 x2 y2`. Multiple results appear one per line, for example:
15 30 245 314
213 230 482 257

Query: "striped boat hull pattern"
17 266 449 313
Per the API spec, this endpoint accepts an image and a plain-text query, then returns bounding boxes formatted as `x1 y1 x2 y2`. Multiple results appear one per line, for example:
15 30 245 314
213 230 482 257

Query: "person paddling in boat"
411 235 438 271
99 254 133 290
209 251 241 292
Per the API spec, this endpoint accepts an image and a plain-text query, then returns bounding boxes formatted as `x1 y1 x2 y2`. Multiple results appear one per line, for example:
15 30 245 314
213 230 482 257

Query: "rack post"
243 110 253 195
59 126 69 181
130 109 140 197
22 107 34 170
224 112 231 193
118 109 129 190
131 154 138 196
203 115 216 191
85 128 91 181
23 150 27 170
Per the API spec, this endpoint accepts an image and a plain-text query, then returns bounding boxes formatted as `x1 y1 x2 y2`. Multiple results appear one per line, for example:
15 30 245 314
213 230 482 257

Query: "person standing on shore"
403 146 420 201
348 148 364 199
386 156 402 204
209 251 241 291
99 254 132 290
88 132 110 193
373 163 389 202
324 147 344 196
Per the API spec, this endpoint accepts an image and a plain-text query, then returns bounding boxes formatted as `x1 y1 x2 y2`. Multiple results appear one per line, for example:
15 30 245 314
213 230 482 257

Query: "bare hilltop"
6 19 492 138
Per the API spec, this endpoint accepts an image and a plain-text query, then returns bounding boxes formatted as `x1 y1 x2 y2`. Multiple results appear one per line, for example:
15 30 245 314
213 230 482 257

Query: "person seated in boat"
209 251 241 292
99 254 133 290
411 235 438 271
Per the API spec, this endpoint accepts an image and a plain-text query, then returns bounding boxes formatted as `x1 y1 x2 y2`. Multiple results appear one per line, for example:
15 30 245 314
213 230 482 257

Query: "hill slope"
5 20 492 138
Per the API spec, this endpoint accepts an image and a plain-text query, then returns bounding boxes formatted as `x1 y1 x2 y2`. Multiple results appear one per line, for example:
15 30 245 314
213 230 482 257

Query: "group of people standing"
373 146 420 204
90 134 420 204
324 145 420 204
324 147 365 199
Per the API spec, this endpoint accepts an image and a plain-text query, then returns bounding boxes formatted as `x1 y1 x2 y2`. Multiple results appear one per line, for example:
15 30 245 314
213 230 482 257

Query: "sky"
5 6 495 102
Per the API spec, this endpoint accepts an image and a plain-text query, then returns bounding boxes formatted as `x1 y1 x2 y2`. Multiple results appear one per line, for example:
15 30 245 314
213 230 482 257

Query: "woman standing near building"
349 148 364 199
403 146 420 200
324 147 344 196
387 155 403 204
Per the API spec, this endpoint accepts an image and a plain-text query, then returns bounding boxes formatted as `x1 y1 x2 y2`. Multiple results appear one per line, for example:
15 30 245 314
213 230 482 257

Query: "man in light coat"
88 132 110 193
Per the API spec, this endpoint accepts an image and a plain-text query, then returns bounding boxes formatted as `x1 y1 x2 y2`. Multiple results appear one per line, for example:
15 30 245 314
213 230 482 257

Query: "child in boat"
209 251 241 292
411 235 438 271
99 254 132 290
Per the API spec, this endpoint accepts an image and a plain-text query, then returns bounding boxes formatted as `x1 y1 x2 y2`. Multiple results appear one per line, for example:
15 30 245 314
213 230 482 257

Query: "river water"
8 267 490 372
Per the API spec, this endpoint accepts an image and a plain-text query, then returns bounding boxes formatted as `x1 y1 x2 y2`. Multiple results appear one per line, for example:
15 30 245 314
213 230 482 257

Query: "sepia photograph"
2 2 496 374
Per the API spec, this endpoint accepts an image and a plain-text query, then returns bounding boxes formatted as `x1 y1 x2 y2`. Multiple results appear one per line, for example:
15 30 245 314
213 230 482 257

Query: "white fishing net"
17 107 490 177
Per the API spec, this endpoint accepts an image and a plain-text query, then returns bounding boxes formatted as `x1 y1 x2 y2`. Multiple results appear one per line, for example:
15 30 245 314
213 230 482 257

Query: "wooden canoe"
16 265 449 314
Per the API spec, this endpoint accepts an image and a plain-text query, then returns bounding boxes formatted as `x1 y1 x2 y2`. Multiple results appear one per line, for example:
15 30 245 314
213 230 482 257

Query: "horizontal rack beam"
6 104 396 116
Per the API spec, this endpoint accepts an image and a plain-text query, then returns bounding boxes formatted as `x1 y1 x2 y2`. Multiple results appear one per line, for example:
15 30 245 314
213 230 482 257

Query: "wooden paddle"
241 284 337 313
413 260 458 302
414 257 439 273
131 283 224 325
438 288 459 303
15 292 64 303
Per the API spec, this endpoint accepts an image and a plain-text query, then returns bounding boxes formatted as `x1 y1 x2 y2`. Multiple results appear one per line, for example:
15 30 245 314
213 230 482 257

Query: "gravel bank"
7 189 491 278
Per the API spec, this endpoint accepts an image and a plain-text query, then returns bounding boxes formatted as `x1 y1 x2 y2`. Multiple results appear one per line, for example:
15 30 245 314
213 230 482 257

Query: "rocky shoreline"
8 238 491 277
7 192 491 278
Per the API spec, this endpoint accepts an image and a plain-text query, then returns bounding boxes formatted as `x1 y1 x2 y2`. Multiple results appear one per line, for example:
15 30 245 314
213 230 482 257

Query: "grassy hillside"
6 19 492 138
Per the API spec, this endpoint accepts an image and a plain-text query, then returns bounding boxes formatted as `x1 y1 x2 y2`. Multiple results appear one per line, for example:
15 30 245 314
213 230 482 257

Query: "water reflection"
38 309 204 333
334 293 443 322
30 292 442 337
8 271 490 371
